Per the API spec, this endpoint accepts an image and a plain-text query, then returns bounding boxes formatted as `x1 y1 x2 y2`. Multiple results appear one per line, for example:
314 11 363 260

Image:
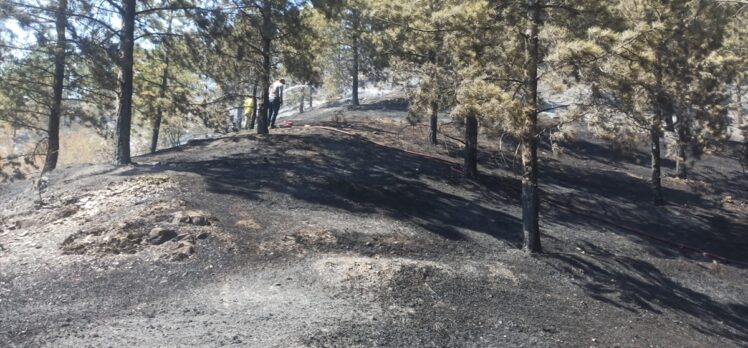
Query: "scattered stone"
196 232 209 240
235 219 261 230
148 227 178 245
176 233 194 242
168 239 196 261
61 196 79 205
171 243 195 262
61 224 147 255
5 221 18 230
57 205 79 219
173 211 214 226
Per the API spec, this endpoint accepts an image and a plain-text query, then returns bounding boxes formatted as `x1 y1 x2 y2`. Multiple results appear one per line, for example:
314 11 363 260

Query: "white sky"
2 18 34 43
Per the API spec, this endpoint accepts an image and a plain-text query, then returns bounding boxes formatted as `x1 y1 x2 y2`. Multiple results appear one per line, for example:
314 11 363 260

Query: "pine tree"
664 2 732 179
311 0 388 107
566 0 735 201
148 17 173 154
112 0 137 165
191 0 311 135
41 0 67 173
0 0 69 174
724 8 748 166
133 29 201 153
370 0 456 145
448 0 611 252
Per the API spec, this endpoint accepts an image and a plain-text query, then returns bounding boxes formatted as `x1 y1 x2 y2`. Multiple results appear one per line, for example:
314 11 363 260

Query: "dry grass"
58 126 110 166
0 125 111 182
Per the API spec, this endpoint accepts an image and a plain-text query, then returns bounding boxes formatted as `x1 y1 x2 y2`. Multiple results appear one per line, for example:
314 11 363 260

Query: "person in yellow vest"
243 97 254 128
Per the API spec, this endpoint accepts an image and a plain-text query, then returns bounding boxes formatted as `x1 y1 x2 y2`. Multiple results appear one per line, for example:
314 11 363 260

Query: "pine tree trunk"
673 36 690 179
236 100 244 130
43 0 67 173
150 17 172 153
249 83 258 129
113 0 136 165
464 113 478 179
651 121 665 205
309 87 313 108
738 82 747 166
675 120 689 179
150 56 170 154
151 108 163 153
299 87 305 114
351 11 360 106
427 28 443 146
351 36 360 106
429 101 438 145
521 0 542 253
651 45 666 205
256 2 272 135
675 143 687 179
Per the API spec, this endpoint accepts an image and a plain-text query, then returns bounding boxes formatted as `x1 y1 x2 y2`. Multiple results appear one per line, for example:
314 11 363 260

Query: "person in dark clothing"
267 78 285 128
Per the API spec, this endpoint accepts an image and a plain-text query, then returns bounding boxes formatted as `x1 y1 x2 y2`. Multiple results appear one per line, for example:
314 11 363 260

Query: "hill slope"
1 100 747 347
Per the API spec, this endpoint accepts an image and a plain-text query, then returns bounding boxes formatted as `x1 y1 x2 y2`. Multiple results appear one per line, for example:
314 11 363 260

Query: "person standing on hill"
267 78 285 129
244 97 254 129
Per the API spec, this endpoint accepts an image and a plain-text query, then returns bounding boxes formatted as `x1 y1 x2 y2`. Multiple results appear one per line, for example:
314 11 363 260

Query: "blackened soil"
0 103 746 347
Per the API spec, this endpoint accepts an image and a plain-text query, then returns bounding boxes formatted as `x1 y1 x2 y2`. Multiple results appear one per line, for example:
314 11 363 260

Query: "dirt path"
1 107 747 347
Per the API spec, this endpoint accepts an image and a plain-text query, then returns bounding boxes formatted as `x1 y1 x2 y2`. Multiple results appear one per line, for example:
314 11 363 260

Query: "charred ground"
1 98 746 347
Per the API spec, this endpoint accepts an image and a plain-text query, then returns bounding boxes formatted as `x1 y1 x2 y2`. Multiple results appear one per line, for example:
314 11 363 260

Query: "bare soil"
1 97 747 347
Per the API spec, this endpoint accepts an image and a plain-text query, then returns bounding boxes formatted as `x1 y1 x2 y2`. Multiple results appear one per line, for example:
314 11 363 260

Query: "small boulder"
173 211 213 226
171 242 195 261
148 227 178 245
235 219 261 230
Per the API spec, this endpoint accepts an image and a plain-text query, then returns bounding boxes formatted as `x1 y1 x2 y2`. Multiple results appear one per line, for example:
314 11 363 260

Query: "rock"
176 233 194 242
171 243 194 261
58 205 78 218
235 219 261 230
148 227 178 245
173 211 213 226
196 232 209 240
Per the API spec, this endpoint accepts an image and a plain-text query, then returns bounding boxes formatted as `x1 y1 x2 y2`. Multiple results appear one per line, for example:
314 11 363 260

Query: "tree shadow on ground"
538 148 748 265
543 242 748 343
131 130 746 265
558 139 677 169
451 129 748 266
136 133 521 245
